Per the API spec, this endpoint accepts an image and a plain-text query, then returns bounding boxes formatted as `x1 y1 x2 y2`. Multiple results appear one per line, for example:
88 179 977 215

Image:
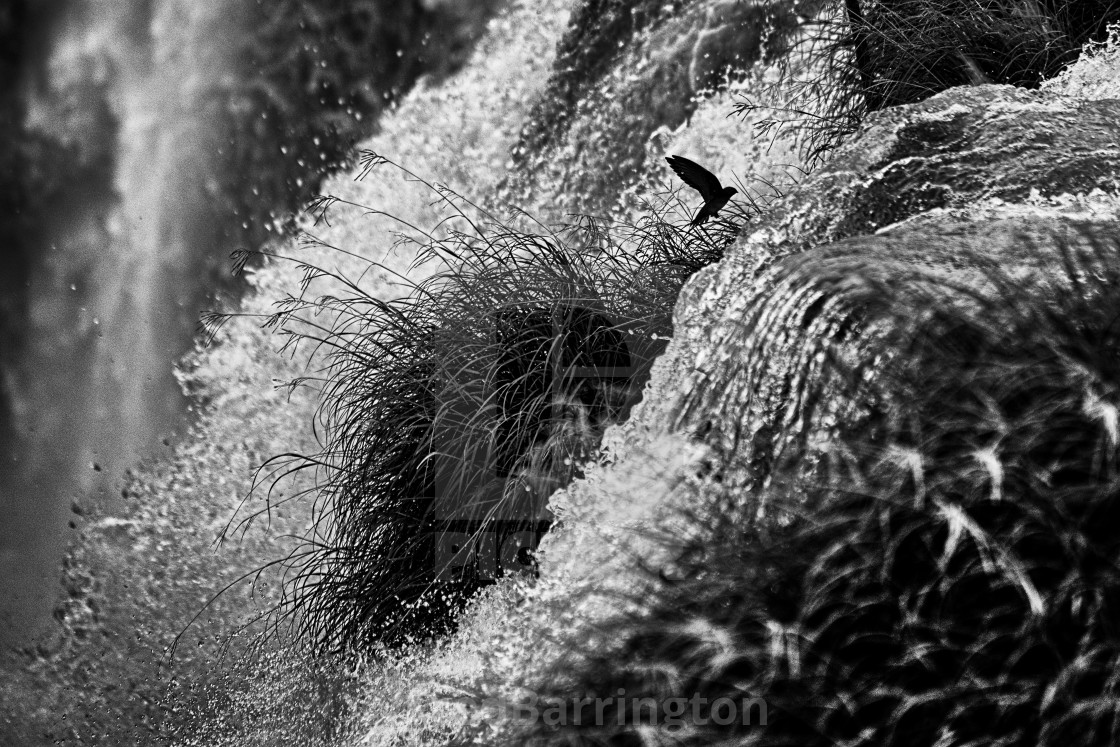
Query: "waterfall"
0 0 242 648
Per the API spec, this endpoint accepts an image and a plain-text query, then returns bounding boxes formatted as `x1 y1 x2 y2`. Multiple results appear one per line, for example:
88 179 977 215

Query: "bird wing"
666 155 723 202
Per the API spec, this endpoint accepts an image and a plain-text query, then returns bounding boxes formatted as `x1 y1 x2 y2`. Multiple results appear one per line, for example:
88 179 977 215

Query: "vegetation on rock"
10 0 1120 745
233 155 750 651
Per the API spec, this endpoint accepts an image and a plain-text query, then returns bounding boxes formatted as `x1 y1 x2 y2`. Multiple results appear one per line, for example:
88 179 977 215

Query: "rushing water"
0 0 500 657
0 0 248 648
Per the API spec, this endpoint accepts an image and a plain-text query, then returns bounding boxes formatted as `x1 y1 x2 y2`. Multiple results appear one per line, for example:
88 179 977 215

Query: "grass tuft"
739 0 1120 166
220 154 754 652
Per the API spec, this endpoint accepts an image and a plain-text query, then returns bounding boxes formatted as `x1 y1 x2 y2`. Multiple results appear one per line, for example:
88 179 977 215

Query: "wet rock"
507 78 1120 747
759 85 1120 249
649 84 1120 448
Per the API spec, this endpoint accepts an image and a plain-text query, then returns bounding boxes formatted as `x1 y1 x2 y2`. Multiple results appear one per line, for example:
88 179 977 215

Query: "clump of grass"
221 153 751 653
742 0 1120 165
845 0 1120 107
502 223 1120 745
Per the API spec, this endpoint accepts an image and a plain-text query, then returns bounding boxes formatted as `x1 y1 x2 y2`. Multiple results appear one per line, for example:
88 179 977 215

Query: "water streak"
1 0 242 648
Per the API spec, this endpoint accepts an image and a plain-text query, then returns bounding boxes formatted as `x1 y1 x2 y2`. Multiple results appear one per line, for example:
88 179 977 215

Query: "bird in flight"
666 154 737 226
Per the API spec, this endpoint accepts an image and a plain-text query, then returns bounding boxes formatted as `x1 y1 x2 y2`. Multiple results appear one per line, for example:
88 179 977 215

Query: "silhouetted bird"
666 154 737 226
